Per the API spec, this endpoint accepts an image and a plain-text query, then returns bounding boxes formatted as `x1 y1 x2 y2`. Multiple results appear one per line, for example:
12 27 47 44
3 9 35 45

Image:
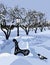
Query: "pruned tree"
0 4 14 40
1 22 14 40
8 6 23 36
38 12 46 32
20 10 38 35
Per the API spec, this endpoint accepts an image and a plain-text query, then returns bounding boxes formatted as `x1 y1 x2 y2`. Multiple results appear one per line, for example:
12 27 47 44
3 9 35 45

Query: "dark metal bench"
13 39 30 56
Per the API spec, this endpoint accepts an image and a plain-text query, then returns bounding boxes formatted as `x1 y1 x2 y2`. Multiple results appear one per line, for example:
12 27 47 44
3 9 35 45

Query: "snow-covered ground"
0 28 50 65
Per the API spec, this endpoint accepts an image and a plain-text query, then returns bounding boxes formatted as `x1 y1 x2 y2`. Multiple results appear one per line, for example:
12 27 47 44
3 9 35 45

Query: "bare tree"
20 10 38 35
0 4 14 40
0 4 48 37
38 12 45 32
1 22 14 40
8 6 23 36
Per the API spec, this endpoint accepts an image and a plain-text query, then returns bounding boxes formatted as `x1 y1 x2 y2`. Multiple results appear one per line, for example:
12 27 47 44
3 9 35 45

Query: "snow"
0 53 10 57
37 30 50 35
0 53 18 65
0 28 50 65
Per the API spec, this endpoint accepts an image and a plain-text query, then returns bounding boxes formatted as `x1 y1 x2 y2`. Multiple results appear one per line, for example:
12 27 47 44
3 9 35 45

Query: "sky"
0 0 50 21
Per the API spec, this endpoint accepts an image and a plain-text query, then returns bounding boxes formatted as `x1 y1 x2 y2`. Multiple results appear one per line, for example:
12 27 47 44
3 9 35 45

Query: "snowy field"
0 28 50 65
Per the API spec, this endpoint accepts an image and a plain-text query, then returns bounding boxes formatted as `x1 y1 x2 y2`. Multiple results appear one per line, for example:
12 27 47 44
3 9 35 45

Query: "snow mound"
0 53 32 65
0 53 10 57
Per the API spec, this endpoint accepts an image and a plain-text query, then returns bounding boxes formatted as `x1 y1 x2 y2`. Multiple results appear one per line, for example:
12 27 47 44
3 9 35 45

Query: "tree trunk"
25 29 29 35
1 28 11 40
35 28 37 33
26 31 29 35
6 35 9 40
17 25 19 36
40 27 43 32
